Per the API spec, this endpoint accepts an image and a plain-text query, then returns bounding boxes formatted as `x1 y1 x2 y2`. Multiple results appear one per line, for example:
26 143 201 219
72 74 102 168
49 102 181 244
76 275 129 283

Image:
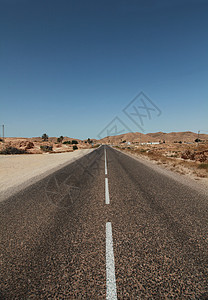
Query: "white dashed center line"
105 148 110 204
105 148 108 175
106 222 117 300
105 178 110 205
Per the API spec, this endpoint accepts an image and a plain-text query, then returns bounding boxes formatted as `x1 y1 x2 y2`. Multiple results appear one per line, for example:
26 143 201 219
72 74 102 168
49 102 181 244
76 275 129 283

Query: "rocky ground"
0 137 95 154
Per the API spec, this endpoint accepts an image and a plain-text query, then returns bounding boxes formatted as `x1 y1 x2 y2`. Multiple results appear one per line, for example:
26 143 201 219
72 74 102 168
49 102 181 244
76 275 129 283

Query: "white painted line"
106 222 117 300
105 178 110 204
105 148 108 175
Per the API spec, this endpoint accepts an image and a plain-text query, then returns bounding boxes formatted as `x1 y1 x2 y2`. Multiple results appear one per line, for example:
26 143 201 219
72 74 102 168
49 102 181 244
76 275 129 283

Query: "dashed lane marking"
106 222 117 300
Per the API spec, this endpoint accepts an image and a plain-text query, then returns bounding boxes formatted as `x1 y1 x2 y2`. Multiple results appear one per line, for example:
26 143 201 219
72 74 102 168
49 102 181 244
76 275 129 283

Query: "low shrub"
57 136 64 143
0 147 27 154
40 145 53 152
42 133 49 141
140 149 147 153
198 163 208 170
72 140 78 144
73 145 78 150
63 141 71 144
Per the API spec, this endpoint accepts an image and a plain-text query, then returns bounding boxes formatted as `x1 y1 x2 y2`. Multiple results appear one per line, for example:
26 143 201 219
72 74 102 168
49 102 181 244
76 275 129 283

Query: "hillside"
98 131 208 144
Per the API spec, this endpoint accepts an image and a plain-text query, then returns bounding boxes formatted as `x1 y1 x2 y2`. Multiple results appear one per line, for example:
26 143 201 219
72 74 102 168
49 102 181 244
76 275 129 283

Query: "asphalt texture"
0 145 208 299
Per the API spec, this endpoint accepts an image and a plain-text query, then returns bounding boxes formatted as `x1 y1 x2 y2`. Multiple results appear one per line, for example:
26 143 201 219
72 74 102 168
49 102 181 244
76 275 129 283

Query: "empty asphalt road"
0 146 208 299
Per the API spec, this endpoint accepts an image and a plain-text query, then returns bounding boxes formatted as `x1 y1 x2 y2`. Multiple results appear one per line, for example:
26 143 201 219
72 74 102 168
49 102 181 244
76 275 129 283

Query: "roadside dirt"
0 149 94 201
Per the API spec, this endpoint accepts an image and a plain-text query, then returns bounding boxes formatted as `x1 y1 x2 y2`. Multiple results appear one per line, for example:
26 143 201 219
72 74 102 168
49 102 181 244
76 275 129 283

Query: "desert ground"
0 136 95 154
0 149 94 201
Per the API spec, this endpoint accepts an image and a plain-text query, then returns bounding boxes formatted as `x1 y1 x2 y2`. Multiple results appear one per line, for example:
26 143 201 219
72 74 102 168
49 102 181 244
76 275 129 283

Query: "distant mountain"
98 131 208 144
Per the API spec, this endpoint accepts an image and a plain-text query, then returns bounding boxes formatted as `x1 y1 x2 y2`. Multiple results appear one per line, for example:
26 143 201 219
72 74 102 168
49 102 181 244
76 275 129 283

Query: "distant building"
140 142 160 145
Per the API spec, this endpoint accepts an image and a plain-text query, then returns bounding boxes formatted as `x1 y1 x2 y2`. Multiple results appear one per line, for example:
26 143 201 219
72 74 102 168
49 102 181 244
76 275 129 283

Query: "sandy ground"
0 149 94 201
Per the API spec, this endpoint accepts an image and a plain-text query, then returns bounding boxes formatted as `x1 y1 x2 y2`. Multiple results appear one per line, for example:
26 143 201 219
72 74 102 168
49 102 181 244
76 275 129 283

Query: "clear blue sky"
0 0 208 139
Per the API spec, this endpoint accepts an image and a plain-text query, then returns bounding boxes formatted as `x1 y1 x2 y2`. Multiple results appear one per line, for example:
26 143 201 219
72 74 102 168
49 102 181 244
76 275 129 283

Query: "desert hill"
98 131 208 144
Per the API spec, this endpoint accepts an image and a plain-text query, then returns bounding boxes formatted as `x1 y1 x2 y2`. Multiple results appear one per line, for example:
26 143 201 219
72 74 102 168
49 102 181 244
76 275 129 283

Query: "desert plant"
87 138 93 144
40 145 53 152
0 147 27 155
57 136 64 143
92 144 100 148
140 149 147 153
73 145 78 150
195 138 201 143
72 140 78 144
198 163 208 170
63 141 71 144
42 133 48 141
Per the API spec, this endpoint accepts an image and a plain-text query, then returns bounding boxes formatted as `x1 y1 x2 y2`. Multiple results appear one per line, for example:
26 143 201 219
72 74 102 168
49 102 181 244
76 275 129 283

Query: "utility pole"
2 124 4 142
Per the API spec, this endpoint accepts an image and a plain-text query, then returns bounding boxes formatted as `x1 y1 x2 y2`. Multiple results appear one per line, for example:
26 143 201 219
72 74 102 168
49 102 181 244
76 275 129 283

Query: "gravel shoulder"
0 149 94 202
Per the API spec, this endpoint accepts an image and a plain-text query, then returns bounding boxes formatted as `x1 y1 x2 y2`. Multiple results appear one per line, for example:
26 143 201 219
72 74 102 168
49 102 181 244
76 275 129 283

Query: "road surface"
0 146 207 299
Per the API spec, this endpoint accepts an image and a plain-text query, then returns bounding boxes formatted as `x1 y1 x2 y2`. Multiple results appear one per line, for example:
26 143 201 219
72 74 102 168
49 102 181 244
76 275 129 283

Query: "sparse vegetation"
198 163 208 170
72 140 78 144
195 138 201 143
87 138 93 144
42 133 49 141
57 136 64 143
63 141 71 144
40 145 53 152
73 145 78 150
0 147 27 155
140 149 148 153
